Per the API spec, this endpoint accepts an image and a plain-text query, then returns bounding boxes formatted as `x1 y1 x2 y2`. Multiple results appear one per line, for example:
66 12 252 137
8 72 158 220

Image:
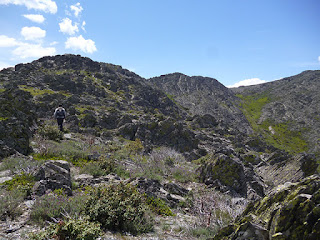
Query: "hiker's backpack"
56 108 65 118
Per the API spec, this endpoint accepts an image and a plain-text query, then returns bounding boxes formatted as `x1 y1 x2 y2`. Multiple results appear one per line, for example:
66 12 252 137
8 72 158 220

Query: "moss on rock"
198 154 245 194
213 175 320 240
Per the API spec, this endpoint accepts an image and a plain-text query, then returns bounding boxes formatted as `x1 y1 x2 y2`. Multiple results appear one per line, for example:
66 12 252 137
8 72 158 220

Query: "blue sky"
0 0 319 87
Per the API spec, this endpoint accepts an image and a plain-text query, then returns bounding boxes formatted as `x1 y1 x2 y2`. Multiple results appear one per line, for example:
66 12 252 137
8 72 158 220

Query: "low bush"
32 134 110 167
84 183 153 234
128 147 196 183
79 161 106 177
29 216 102 240
80 157 115 177
30 192 89 225
38 123 63 141
32 139 88 165
2 172 35 198
190 226 218 240
0 155 42 174
190 188 248 230
146 197 174 216
0 188 25 220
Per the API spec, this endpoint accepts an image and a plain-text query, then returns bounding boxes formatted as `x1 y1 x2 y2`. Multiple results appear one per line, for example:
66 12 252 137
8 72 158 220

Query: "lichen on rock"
213 175 320 240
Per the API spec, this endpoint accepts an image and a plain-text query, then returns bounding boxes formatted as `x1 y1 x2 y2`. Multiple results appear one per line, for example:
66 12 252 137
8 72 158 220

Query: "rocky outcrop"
197 153 265 200
0 89 35 157
129 177 189 208
256 152 318 192
148 73 253 135
32 160 72 196
213 175 320 240
117 116 203 160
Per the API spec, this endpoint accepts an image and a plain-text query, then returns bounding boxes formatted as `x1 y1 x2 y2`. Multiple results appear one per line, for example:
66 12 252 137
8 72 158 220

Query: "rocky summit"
0 54 319 239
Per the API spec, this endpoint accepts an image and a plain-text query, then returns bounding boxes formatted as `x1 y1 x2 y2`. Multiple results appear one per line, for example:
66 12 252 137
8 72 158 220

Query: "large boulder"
33 160 72 196
197 153 265 200
213 175 320 240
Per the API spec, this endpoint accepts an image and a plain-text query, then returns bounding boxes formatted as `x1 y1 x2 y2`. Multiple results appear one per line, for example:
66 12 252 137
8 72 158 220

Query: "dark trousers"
57 118 64 131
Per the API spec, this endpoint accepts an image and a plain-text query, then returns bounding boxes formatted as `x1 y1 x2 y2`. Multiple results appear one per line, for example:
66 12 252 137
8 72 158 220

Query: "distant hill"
232 70 320 155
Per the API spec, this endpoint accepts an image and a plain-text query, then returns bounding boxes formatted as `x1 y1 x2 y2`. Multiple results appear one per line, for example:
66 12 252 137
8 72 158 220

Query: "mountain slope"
148 73 253 135
0 55 211 160
232 70 320 155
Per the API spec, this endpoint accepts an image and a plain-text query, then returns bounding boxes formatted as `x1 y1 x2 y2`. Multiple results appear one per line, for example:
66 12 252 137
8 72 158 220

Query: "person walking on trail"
54 104 66 131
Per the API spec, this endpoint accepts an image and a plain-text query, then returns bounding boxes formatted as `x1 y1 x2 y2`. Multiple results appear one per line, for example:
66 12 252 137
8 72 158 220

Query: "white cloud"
12 43 56 59
65 35 97 54
0 34 55 60
227 78 267 88
70 2 83 17
49 41 58 46
59 18 79 35
21 26 46 40
0 61 13 70
0 0 57 14
318 56 320 63
81 21 86 31
23 14 45 23
0 35 19 47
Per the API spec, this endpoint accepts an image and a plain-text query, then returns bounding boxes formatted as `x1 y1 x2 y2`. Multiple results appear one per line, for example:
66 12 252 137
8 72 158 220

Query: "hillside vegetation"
232 70 320 156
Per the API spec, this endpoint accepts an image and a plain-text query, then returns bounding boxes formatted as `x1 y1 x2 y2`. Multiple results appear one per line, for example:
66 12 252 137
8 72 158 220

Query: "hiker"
54 104 66 131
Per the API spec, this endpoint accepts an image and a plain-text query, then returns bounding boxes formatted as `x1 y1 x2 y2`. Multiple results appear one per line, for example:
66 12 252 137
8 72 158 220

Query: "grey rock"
0 176 12 184
198 153 265 198
74 173 120 187
33 160 72 196
163 182 189 196
234 222 269 240
130 177 189 207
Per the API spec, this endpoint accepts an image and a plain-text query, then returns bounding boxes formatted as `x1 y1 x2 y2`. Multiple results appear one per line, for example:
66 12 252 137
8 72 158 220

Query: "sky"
0 0 319 87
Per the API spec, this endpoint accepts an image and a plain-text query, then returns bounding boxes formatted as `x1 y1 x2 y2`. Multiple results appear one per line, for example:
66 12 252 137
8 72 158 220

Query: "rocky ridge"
0 55 319 239
148 73 253 135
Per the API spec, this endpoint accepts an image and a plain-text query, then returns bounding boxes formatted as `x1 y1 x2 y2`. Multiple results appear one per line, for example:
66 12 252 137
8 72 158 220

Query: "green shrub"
172 167 196 183
124 138 144 156
38 123 63 141
30 193 89 225
32 135 110 167
32 139 88 166
80 161 107 177
190 226 218 239
0 155 42 174
99 157 116 173
2 172 35 197
127 147 196 183
29 216 102 240
0 188 25 220
80 157 115 177
84 183 153 234
146 197 174 216
0 173 35 220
